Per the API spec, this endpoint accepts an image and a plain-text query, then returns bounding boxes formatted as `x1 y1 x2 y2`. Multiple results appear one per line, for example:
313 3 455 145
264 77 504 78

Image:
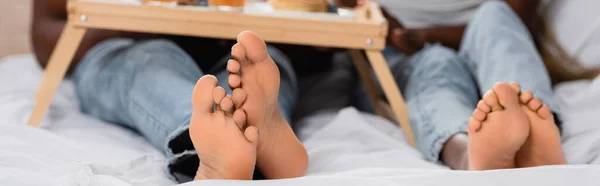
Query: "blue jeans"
72 39 297 181
386 1 556 162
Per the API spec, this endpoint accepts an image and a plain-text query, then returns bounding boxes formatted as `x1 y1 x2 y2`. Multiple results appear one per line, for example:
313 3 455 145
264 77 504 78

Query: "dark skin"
32 0 333 180
336 0 541 170
32 0 145 70
336 0 540 55
32 0 235 73
32 0 332 77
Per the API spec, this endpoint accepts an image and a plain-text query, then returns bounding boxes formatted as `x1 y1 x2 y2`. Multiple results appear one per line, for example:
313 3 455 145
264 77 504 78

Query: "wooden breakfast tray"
29 0 416 147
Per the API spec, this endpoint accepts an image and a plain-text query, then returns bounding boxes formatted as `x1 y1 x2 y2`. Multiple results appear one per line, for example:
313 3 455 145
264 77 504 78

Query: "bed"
1 54 600 185
2 0 600 185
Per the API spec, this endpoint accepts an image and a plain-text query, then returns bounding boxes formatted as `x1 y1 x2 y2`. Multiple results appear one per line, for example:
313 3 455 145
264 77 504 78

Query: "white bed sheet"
0 54 176 186
1 54 600 186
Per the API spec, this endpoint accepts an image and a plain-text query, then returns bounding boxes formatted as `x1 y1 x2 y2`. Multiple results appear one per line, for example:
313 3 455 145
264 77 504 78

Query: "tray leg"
364 50 416 147
349 50 387 117
28 24 87 127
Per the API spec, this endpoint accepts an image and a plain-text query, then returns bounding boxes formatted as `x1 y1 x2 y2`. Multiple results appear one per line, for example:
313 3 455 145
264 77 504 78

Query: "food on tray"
141 0 198 6
270 0 329 12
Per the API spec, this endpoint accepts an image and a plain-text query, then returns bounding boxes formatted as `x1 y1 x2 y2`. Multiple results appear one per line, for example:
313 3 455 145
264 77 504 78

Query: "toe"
227 59 241 74
228 74 242 89
492 82 520 109
477 100 491 113
520 90 534 104
236 31 269 63
472 109 487 122
483 90 503 111
468 117 482 133
220 96 235 114
233 109 247 130
244 125 259 146
231 43 247 64
527 98 544 111
232 88 247 108
192 75 219 112
212 86 227 106
509 82 522 93
537 104 554 120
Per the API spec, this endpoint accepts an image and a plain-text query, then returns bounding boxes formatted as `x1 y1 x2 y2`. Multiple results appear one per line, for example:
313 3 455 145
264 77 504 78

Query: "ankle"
441 133 469 170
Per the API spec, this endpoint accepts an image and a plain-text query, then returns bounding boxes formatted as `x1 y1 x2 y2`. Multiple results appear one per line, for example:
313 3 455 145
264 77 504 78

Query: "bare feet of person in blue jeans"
512 83 566 167
468 82 530 170
469 82 566 170
190 75 258 180
228 31 308 179
190 31 308 180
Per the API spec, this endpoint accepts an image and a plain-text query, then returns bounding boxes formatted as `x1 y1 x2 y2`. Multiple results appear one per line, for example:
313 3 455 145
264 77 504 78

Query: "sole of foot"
189 75 258 180
514 83 566 167
227 31 308 178
468 82 530 170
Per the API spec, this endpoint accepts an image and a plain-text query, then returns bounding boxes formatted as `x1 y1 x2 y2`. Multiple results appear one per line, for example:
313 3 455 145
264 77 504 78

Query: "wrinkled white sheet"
0 54 176 186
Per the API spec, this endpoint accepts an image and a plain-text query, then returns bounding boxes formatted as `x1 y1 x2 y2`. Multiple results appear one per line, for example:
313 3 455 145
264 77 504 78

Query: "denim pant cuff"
424 125 469 162
165 122 198 182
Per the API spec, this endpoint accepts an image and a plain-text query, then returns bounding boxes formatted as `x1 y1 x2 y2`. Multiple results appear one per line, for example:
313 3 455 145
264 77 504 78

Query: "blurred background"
0 0 31 58
1 0 600 185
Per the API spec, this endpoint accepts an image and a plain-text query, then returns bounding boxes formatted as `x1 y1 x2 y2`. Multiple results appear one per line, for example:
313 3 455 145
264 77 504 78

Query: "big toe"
508 82 522 93
192 75 219 112
493 82 521 109
236 31 269 63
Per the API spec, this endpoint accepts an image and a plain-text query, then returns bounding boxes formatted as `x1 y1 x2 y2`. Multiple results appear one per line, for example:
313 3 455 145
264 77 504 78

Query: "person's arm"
333 0 465 53
391 0 541 53
505 0 541 33
31 0 152 71
381 7 466 54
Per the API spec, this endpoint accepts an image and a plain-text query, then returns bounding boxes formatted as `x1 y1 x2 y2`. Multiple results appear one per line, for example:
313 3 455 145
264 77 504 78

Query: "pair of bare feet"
467 82 566 170
189 31 308 180
186 31 564 179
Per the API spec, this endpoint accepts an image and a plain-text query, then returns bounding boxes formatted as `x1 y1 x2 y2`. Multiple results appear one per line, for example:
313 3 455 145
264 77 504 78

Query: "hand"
331 0 365 8
332 1 425 55
380 7 425 55
389 28 425 55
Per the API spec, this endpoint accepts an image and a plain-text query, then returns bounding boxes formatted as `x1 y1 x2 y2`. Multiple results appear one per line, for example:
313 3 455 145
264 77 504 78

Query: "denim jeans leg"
460 1 556 112
73 39 207 181
392 44 479 162
73 39 298 182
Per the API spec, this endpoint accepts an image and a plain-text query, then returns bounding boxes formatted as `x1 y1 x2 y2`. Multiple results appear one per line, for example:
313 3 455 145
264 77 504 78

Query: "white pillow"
547 0 600 68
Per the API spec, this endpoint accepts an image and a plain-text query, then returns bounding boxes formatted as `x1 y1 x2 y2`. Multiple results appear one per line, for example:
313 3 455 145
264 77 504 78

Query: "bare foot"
189 75 259 180
228 31 308 178
515 86 566 167
468 82 530 170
